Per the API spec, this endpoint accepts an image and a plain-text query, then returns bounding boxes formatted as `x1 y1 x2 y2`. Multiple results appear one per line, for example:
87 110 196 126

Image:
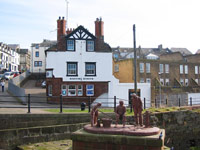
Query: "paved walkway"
0 80 57 114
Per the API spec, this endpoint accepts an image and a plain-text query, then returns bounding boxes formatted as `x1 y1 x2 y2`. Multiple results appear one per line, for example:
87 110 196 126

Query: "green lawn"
45 107 187 115
190 147 200 150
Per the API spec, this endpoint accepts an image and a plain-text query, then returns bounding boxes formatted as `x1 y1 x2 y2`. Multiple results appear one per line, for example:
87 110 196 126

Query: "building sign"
69 77 94 81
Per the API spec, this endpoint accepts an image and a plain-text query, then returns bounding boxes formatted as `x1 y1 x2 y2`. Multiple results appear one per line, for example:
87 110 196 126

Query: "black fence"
0 94 200 113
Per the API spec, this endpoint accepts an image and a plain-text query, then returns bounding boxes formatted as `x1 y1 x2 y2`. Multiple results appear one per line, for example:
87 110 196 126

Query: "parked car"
3 72 14 80
41 81 46 88
13 72 20 78
0 74 4 80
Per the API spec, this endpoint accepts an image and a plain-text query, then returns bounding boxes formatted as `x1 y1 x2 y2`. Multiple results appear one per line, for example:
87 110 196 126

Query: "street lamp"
39 68 41 82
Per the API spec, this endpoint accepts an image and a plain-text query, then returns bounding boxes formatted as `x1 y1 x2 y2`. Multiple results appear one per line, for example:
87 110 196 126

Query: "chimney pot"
62 16 65 20
95 17 104 39
59 16 61 20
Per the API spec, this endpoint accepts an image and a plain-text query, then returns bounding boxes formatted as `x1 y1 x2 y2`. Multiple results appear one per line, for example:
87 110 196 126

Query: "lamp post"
158 72 162 107
133 24 137 95
39 68 41 82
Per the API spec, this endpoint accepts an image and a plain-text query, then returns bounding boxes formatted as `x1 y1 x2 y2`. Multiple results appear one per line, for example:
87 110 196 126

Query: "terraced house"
113 46 200 106
0 42 20 72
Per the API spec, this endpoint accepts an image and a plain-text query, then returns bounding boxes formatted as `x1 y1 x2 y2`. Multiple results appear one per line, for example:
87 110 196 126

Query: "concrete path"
0 80 59 114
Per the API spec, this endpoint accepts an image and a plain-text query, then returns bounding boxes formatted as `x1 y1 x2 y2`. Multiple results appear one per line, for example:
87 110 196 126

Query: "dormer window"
67 40 75 51
87 40 94 51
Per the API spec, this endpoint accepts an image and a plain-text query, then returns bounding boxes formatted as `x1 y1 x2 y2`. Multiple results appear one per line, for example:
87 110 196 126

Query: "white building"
31 39 56 73
0 43 20 72
45 17 151 107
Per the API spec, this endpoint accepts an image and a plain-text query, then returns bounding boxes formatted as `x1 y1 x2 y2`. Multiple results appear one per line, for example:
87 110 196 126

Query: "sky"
0 0 200 54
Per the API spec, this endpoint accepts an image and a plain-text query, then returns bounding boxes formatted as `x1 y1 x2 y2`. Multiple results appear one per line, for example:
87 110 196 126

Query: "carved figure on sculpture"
91 103 101 127
115 100 126 128
132 94 143 126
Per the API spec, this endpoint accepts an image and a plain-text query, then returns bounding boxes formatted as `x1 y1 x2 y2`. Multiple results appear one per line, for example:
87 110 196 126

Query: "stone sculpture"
132 94 143 126
115 100 126 128
90 103 101 127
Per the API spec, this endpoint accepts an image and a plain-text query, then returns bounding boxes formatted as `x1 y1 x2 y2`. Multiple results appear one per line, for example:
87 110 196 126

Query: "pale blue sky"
0 0 200 53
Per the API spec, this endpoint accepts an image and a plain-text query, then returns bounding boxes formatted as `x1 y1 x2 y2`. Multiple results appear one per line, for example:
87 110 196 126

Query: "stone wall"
126 110 200 150
0 114 92 150
0 113 91 130
1 111 200 150
150 111 200 150
0 113 115 150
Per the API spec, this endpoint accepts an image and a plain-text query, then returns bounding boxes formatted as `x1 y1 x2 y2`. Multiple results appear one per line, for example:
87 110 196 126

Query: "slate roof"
31 39 57 47
170 48 192 56
112 46 172 60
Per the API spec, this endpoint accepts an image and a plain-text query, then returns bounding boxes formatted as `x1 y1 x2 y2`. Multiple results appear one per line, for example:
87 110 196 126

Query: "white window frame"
165 78 169 86
165 64 169 73
86 84 94 96
68 85 76 96
67 40 74 51
140 78 144 83
180 65 183 74
185 79 189 86
114 64 119 72
199 66 200 74
46 70 53 78
48 85 52 96
195 66 198 74
67 62 77 76
146 63 150 73
160 78 164 85
61 85 67 96
85 62 96 76
139 63 144 73
185 65 188 74
87 40 94 51
159 64 163 73
195 79 198 84
77 85 83 96
146 78 151 83
180 78 184 86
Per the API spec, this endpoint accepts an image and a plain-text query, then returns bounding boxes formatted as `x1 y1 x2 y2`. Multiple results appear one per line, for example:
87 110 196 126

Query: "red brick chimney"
57 16 66 43
95 17 104 40
66 28 74 35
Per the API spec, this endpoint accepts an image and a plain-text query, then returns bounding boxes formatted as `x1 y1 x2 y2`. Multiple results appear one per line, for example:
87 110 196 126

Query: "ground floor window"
61 85 67 96
77 85 83 96
68 85 76 96
86 84 94 96
58 84 95 97
48 85 52 96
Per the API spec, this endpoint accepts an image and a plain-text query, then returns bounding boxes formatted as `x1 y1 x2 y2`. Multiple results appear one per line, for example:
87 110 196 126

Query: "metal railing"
0 94 200 113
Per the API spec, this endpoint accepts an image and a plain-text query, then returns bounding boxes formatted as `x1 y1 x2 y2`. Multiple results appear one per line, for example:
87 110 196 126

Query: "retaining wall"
1 111 199 150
